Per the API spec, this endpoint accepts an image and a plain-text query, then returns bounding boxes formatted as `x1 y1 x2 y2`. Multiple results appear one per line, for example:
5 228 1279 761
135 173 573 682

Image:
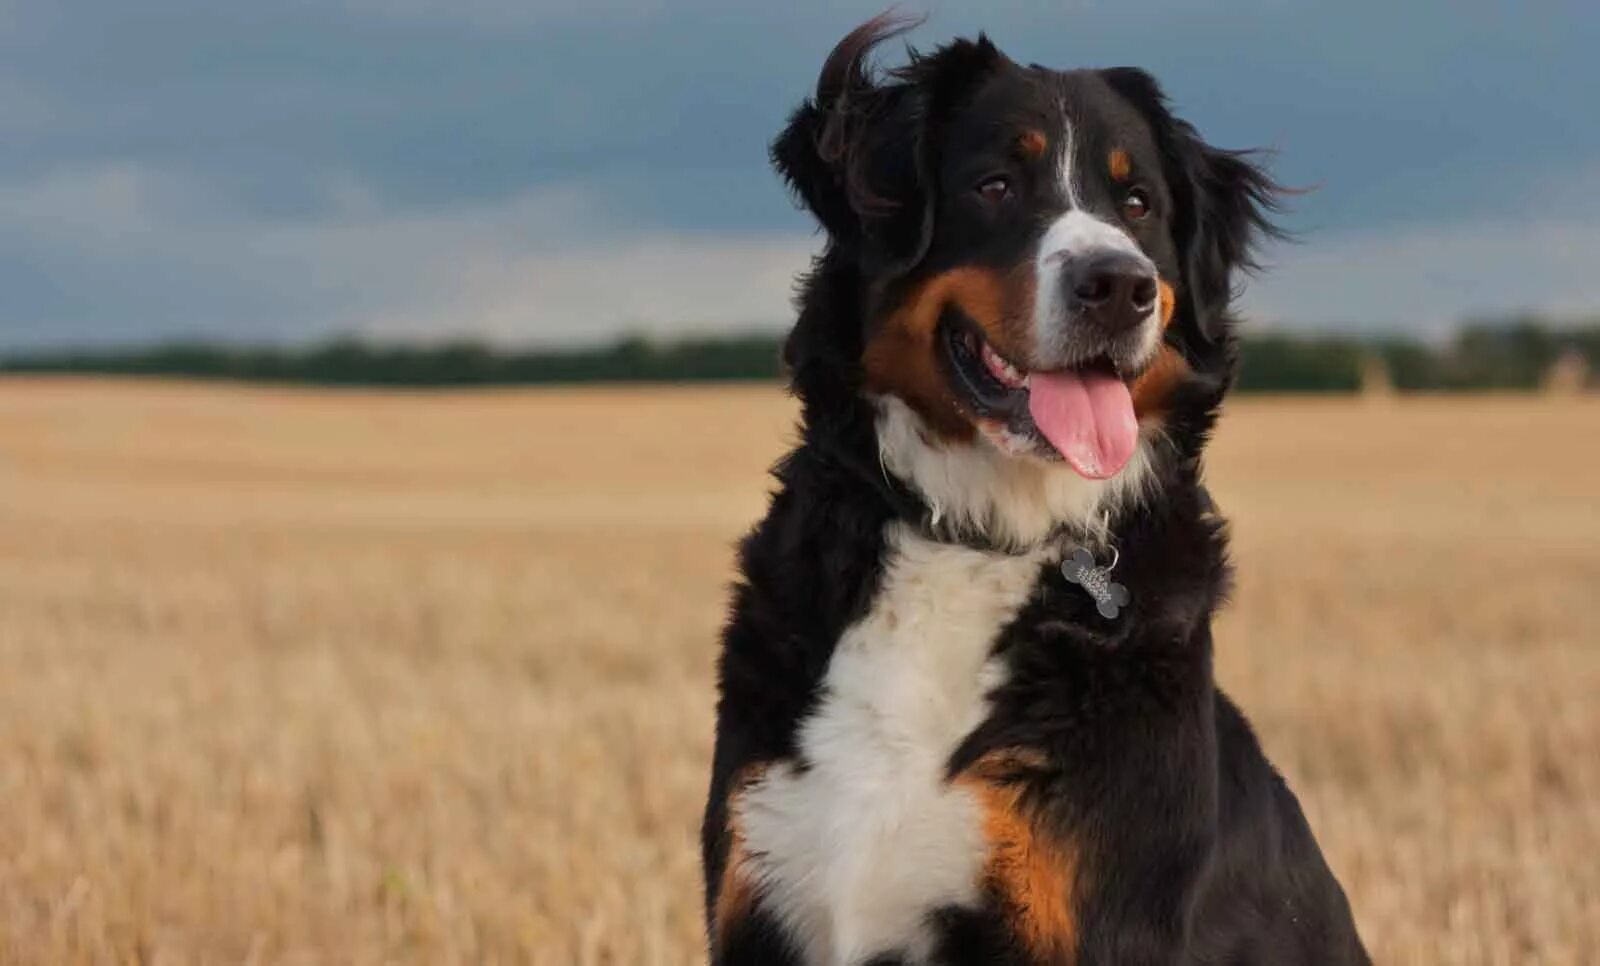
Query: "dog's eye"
975 175 1013 204
1122 188 1151 221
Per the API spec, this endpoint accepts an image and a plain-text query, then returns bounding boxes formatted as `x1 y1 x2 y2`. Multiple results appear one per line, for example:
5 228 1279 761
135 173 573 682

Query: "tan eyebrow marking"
1018 129 1048 159
1108 149 1132 182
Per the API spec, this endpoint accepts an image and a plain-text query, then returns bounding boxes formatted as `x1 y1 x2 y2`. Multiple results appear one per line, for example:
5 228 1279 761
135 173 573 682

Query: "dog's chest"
739 526 1049 965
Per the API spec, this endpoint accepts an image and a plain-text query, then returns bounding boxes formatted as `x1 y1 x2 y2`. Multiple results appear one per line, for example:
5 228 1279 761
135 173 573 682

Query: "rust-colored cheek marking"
957 754 1078 962
863 266 1032 441
1157 278 1177 328
712 764 770 953
1019 129 1048 159
1131 344 1191 419
1108 149 1132 182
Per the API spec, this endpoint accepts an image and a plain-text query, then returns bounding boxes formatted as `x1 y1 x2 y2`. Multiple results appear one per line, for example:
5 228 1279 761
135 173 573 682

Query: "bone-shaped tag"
1061 548 1130 619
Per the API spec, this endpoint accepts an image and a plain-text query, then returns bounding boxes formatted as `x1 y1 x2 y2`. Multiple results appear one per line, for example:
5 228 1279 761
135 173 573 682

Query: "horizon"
5 308 1598 356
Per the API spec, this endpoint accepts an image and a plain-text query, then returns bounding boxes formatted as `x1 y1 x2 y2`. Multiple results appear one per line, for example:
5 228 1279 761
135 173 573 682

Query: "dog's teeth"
980 342 1027 388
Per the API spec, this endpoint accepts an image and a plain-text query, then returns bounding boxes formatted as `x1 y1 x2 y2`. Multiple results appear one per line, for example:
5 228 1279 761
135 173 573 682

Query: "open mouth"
942 314 1143 480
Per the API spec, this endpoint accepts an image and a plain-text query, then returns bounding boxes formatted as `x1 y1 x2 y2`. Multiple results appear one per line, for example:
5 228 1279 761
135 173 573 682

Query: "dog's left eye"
975 176 1013 204
1122 188 1152 221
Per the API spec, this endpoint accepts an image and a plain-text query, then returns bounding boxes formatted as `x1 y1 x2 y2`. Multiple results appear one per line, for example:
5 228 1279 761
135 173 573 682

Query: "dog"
702 16 1370 966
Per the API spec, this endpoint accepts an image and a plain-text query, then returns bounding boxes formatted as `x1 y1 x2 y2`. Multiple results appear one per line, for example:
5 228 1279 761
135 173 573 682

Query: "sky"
2 0 1598 349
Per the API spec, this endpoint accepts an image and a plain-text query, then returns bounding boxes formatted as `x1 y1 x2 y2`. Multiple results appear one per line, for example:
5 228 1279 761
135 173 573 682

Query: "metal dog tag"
1061 547 1130 619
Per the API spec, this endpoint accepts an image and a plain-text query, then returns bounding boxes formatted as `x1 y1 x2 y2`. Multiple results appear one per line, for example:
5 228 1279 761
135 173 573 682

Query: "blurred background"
1 3 1597 964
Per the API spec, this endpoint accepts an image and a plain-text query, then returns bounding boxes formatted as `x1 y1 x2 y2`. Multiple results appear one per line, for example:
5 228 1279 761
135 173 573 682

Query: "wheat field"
0 378 1596 965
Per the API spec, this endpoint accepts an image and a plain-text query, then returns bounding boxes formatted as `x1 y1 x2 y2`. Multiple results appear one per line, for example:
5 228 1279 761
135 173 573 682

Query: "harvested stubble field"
0 377 1596 965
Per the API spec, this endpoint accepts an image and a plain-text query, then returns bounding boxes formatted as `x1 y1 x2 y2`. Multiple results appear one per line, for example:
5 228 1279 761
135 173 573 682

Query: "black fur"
705 17 1368 965
1099 67 1286 344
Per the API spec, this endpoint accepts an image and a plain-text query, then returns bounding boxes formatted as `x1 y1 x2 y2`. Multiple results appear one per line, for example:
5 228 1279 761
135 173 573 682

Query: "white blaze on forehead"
1056 113 1081 209
1035 107 1159 363
1058 110 1085 211
1048 108 1143 258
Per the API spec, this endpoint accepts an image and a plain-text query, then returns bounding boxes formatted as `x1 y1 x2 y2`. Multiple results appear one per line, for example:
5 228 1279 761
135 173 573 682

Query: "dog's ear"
772 15 1003 276
770 16 889 244
1101 68 1284 343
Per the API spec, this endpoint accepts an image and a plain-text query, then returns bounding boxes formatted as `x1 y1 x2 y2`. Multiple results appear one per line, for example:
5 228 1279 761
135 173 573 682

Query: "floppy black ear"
770 17 892 243
1101 68 1284 342
772 15 1003 275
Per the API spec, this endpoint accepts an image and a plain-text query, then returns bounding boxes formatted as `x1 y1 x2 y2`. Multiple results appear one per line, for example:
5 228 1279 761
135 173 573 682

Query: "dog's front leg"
1068 788 1214 966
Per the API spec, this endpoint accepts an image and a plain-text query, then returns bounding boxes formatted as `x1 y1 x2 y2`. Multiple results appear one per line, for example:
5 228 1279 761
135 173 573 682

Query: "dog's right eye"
975 176 1013 204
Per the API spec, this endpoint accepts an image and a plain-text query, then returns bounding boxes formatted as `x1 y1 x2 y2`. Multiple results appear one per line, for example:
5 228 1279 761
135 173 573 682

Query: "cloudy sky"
3 1 1597 349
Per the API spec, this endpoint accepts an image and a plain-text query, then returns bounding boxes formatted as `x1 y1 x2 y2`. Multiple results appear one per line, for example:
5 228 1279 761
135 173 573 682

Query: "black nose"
1064 251 1159 332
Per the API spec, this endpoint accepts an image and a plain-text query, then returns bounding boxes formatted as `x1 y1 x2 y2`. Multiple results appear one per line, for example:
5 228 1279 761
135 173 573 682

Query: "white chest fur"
738 525 1051 966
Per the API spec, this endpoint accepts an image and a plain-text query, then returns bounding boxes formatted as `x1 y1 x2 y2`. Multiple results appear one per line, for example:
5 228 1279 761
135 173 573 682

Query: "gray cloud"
2 2 1598 347
0 160 816 347
1247 219 1600 338
13 155 1599 350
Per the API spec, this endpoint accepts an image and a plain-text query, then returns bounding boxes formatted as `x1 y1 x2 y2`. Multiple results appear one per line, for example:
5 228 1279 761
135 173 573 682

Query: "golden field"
1 377 1596 965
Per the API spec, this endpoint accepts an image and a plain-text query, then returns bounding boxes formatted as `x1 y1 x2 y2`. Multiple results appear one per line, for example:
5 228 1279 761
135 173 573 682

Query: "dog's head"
777 17 1281 546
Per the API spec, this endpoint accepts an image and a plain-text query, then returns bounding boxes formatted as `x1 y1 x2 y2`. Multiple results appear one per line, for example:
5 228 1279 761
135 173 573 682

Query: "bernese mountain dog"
703 16 1370 966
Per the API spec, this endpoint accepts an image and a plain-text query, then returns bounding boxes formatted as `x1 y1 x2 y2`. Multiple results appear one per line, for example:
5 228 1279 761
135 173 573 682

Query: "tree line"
3 319 1596 392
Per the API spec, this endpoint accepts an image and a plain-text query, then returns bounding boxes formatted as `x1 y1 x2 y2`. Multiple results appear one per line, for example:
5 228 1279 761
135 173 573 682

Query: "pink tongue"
1027 370 1139 479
